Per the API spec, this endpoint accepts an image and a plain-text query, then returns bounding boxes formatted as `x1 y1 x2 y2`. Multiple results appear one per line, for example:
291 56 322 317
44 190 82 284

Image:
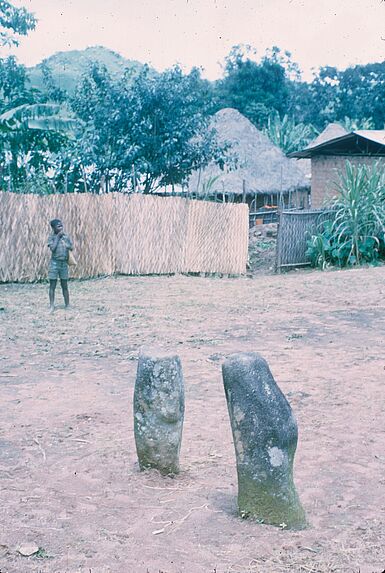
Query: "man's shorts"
48 259 69 280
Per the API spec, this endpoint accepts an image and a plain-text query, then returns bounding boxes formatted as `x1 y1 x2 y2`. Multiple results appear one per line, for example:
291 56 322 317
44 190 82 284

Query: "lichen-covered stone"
134 348 184 475
222 352 307 529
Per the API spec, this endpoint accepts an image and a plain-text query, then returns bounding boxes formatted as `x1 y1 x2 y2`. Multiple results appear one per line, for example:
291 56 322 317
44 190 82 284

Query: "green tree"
299 62 385 131
0 56 78 193
72 63 223 193
0 2 81 193
0 102 78 192
40 60 68 104
336 62 385 129
286 78 318 126
126 65 223 193
71 62 135 192
0 0 36 46
215 45 291 128
0 55 32 105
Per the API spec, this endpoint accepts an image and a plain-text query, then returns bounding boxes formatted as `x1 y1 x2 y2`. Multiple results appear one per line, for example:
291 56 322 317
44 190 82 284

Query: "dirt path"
0 267 384 573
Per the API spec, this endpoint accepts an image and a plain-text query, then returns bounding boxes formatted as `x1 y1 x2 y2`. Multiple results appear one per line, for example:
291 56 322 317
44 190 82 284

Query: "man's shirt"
48 233 73 261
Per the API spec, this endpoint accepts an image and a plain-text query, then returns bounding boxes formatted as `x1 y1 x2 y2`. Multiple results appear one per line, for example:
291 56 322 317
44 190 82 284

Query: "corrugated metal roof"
354 130 385 145
288 129 385 158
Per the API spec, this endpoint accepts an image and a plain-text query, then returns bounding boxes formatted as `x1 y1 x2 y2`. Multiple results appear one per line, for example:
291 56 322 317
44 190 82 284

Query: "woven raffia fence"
276 209 333 271
0 192 249 282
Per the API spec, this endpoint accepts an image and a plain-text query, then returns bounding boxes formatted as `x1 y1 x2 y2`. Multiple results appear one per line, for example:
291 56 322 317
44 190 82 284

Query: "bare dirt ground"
0 266 384 573
247 224 276 275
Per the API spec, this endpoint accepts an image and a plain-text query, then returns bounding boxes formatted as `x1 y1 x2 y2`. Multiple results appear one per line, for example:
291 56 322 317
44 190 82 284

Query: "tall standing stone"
222 352 307 529
134 348 184 475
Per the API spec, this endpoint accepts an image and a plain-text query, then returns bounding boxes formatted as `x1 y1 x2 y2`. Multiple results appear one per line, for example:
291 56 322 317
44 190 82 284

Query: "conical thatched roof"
307 122 348 149
188 108 309 196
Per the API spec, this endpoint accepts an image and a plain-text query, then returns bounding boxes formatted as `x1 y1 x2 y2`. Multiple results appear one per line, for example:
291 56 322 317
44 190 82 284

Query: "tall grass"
307 161 385 268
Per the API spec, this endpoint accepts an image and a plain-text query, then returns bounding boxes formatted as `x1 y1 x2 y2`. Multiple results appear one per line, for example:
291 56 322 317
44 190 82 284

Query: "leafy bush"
307 161 385 268
263 110 317 154
340 116 375 132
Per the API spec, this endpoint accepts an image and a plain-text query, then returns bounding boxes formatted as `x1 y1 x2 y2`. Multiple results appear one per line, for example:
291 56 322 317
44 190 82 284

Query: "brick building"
289 126 385 208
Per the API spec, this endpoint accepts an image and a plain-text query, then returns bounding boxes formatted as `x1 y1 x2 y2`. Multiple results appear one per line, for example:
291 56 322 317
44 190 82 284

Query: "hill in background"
27 46 149 94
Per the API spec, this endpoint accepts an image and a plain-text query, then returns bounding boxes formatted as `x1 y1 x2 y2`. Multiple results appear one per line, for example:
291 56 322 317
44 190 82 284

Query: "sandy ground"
0 266 384 573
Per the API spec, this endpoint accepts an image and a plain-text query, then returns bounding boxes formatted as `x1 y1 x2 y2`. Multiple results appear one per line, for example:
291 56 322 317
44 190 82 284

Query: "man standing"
47 219 73 312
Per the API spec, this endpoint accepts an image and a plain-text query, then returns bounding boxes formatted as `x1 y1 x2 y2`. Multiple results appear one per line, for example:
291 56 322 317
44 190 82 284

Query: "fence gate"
276 209 333 271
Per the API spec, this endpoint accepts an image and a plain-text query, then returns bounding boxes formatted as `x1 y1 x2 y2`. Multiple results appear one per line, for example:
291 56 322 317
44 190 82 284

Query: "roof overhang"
288 131 385 159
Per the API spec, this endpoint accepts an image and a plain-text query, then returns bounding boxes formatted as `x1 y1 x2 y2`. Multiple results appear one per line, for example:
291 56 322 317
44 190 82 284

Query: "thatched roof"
296 158 311 179
307 123 348 149
188 108 310 196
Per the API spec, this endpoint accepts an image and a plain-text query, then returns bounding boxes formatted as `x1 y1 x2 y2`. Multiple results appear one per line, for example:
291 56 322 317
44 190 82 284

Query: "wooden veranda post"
242 180 247 203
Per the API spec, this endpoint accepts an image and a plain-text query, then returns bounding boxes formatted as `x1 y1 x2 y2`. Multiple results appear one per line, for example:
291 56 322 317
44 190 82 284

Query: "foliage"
28 46 148 95
340 116 375 132
263 110 317 154
71 62 133 192
0 102 77 133
126 65 223 193
307 162 385 268
306 221 335 269
0 0 36 46
334 63 385 129
215 45 291 129
11 168 55 194
72 63 223 194
2 55 223 195
295 62 385 130
0 55 33 105
39 60 68 103
198 175 221 199
3 38 385 196
0 56 80 192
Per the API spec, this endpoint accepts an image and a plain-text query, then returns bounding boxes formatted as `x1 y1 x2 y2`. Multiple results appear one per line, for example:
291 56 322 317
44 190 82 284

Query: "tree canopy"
2 20 385 195
0 0 36 46
215 45 291 128
71 63 223 193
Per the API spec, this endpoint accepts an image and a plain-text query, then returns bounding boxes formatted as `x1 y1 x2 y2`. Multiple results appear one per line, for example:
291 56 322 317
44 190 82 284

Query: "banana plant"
0 103 81 192
0 103 79 134
263 110 317 154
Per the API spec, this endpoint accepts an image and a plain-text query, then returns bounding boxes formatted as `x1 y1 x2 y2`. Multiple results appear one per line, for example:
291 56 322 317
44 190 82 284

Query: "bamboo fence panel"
114 194 189 275
185 200 249 273
0 192 248 282
276 209 334 271
67 194 116 278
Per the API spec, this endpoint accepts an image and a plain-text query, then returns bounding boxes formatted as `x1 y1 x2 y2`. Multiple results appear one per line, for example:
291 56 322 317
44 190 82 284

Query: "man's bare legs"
60 279 70 308
49 279 57 312
49 279 69 311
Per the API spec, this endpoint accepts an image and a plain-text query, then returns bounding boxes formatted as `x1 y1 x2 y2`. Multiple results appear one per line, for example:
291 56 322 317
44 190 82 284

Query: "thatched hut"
289 123 385 207
307 122 348 148
188 108 310 216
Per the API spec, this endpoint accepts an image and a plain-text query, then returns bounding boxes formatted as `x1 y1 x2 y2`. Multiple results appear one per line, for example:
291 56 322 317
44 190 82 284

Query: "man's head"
50 219 63 234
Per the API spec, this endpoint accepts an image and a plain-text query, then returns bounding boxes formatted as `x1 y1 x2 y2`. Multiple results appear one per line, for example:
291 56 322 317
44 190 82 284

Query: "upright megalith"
134 348 184 475
222 352 307 529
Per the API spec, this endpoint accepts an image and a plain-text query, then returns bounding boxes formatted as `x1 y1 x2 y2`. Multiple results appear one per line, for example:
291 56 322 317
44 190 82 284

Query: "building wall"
311 155 385 208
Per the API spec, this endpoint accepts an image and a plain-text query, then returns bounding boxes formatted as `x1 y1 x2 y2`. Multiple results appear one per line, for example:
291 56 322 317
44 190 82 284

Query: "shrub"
307 161 385 268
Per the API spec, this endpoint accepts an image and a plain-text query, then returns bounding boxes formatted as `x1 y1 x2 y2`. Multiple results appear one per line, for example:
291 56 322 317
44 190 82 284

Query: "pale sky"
2 0 385 80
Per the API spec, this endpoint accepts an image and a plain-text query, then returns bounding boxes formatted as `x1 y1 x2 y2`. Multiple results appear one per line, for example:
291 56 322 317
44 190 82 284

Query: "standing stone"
222 352 307 529
134 348 184 475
